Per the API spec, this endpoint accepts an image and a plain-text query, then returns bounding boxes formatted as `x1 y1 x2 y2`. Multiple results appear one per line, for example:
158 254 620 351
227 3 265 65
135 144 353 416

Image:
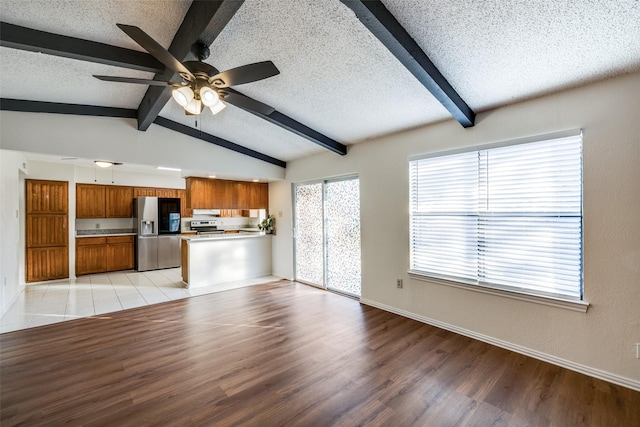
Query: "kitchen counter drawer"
107 235 134 244
76 237 107 246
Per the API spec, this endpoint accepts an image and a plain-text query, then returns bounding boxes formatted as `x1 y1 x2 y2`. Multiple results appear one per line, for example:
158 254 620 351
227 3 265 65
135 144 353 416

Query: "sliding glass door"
294 177 361 297
293 182 324 286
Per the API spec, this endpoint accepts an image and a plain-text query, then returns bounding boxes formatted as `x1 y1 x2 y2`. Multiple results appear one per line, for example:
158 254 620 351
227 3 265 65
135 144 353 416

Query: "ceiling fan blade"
222 91 275 115
116 24 195 81
210 61 280 88
93 75 179 86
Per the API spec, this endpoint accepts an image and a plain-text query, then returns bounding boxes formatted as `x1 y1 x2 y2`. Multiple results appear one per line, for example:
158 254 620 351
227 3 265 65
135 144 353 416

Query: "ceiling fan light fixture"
94 160 113 168
184 98 203 115
199 86 219 107
209 101 226 115
172 86 194 107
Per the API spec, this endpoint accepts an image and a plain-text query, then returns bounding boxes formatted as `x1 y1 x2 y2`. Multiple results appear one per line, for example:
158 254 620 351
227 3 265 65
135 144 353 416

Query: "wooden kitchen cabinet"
77 184 133 218
235 181 268 209
105 186 133 218
178 189 192 218
220 209 242 217
155 188 179 198
133 187 157 198
186 177 214 209
106 236 134 271
76 184 106 218
26 179 69 282
76 235 134 275
26 247 69 282
215 180 235 208
76 237 108 276
249 182 268 209
26 179 68 214
26 215 67 247
186 177 268 210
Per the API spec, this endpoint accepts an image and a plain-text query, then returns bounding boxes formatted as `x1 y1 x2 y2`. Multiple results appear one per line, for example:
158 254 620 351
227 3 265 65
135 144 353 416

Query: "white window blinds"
409 133 583 301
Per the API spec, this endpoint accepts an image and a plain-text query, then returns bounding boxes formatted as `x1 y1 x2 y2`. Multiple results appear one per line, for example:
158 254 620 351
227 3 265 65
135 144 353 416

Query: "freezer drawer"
158 235 180 269
136 236 158 271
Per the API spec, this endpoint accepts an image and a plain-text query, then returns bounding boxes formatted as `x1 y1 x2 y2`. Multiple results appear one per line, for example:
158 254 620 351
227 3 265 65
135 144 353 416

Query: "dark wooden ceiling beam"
154 117 286 168
0 98 137 118
0 21 163 73
226 89 347 155
339 0 475 128
136 0 244 131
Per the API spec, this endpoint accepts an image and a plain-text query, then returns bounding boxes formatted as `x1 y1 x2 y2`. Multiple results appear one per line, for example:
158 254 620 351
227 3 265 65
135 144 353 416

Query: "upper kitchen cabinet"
76 184 106 218
186 178 268 210
76 184 133 218
26 179 68 214
236 181 268 209
133 187 157 198
186 178 213 209
178 190 192 218
155 188 179 198
105 186 133 218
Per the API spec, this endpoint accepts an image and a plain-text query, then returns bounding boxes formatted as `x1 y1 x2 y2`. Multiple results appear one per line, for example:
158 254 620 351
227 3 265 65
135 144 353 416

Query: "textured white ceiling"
0 47 152 107
2 0 640 169
383 0 640 110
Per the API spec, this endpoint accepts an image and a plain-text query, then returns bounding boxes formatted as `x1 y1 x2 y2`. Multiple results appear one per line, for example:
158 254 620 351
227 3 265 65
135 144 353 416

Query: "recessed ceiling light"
252 179 260 182
157 166 181 172
208 175 217 179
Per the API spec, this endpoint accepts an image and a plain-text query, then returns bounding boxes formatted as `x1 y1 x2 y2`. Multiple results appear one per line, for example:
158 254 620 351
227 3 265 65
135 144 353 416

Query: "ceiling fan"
94 24 280 116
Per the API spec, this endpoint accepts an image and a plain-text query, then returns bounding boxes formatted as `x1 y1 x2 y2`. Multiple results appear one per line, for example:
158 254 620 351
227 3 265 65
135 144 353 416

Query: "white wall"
0 150 26 315
270 71 640 389
0 112 285 181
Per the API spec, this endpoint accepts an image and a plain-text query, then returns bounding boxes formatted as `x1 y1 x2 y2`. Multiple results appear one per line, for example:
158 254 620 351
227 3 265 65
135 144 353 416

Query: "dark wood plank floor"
1 280 639 426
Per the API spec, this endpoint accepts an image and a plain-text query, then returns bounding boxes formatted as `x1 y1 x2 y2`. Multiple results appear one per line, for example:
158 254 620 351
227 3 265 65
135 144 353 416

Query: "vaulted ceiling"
2 0 640 172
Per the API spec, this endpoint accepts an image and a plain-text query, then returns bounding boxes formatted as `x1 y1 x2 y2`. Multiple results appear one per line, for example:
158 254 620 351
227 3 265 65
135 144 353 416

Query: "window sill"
408 271 589 313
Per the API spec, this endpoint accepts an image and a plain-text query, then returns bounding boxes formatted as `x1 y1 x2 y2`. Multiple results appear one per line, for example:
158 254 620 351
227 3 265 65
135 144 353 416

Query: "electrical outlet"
397 279 403 289
95 223 100 229
636 343 640 359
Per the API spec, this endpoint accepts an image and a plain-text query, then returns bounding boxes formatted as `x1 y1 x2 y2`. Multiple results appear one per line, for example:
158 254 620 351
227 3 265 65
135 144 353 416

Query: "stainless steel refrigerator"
134 197 181 271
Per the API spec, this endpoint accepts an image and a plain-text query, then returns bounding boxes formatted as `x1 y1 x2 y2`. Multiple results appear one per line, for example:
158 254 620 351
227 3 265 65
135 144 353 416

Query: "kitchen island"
181 233 272 289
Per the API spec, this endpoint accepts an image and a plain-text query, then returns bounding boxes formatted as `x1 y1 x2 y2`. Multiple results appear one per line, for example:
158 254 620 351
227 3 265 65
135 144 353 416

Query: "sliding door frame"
292 174 361 297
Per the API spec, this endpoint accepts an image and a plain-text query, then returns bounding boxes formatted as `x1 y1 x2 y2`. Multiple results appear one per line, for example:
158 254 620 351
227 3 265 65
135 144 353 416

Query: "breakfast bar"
181 233 272 289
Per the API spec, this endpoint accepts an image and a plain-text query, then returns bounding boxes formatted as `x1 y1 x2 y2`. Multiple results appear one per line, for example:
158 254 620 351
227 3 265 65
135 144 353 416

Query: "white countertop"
181 233 270 242
76 233 136 238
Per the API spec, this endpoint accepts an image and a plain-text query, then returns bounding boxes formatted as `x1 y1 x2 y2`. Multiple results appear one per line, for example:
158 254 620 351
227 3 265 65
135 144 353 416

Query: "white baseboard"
360 298 640 392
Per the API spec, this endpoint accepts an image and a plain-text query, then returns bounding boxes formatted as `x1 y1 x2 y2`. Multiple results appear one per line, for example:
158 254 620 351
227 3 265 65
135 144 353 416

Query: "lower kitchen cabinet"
76 235 134 276
106 236 135 271
76 237 107 275
26 247 69 282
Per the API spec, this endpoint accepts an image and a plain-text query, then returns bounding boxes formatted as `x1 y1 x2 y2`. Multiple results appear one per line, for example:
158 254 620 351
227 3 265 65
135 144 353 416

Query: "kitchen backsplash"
76 218 134 231
181 215 260 231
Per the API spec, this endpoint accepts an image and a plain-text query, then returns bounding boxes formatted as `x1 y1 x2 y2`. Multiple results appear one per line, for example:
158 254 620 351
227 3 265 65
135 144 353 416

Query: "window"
409 131 583 302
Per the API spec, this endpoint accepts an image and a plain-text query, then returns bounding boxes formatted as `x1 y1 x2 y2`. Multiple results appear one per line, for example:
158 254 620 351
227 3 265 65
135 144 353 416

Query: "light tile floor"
0 268 281 334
